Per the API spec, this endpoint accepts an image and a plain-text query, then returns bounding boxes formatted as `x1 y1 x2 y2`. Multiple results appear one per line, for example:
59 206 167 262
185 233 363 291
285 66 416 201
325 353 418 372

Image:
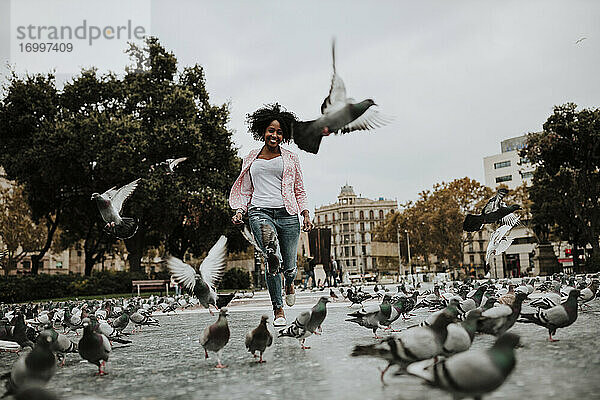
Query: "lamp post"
396 225 403 281
405 229 412 275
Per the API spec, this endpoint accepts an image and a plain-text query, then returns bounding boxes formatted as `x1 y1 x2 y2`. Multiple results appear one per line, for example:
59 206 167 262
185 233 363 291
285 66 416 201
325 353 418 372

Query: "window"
77 250 82 257
518 156 529 165
360 233 365 242
342 212 349 221
478 231 483 239
369 210 374 219
352 259 356 267
513 236 536 245
22 261 31 269
360 222 365 231
494 160 511 169
332 214 335 222
344 246 350 257
344 235 350 244
495 175 512 183
379 210 384 219
56 261 62 269
468 242 474 252
359 210 364 219
351 246 356 256
317 216 321 223
324 215 328 223
372 257 377 268
362 245 366 255
342 223 349 233
469 255 475 265
521 171 534 179
480 254 485 265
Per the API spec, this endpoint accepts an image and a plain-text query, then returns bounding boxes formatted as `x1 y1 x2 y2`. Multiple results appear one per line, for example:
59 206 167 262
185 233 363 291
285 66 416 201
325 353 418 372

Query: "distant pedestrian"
304 257 316 289
330 256 338 287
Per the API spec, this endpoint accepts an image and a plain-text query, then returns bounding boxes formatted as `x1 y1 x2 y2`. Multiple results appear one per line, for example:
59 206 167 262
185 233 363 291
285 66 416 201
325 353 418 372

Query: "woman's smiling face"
264 120 283 150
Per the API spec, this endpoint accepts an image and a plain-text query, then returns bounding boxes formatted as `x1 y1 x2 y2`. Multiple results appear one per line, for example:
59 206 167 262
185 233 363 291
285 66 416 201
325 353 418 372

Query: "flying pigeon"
519 289 579 342
154 157 188 174
485 214 520 264
241 225 280 274
200 308 230 368
278 297 330 349
3 331 56 397
291 39 389 154
407 332 520 400
463 188 521 232
245 315 273 363
91 178 141 239
78 318 111 375
167 236 228 314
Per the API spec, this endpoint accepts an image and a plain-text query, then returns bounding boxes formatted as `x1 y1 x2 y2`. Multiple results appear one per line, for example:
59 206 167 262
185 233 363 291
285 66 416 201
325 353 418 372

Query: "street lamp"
405 229 412 275
396 225 403 281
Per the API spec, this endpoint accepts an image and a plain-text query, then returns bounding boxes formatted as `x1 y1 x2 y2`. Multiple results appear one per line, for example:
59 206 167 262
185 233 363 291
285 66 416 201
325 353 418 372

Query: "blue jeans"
248 207 300 309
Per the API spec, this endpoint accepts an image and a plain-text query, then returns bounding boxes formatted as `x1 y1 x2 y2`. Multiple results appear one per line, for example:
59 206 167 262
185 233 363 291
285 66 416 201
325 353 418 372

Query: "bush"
219 268 251 290
0 270 148 303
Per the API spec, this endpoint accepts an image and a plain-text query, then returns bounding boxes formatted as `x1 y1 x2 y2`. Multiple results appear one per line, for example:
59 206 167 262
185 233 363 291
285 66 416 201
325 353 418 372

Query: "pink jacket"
229 147 308 215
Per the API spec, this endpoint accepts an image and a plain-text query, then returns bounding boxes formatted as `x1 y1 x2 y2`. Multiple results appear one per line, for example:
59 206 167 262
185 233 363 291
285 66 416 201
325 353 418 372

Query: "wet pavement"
1 286 600 400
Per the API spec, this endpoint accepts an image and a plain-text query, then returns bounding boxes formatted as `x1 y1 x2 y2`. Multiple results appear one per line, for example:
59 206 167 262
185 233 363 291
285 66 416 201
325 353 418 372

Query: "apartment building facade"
313 184 397 275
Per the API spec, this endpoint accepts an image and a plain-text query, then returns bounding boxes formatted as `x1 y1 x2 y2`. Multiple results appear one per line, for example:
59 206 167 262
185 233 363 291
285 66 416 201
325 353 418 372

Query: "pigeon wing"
321 39 347 115
340 107 391 134
198 235 228 289
105 178 141 214
167 257 197 292
169 157 188 169
241 225 263 255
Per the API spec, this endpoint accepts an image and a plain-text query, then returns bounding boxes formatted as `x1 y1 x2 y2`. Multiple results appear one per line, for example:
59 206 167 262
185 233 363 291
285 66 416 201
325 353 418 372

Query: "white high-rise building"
480 135 537 278
483 135 535 189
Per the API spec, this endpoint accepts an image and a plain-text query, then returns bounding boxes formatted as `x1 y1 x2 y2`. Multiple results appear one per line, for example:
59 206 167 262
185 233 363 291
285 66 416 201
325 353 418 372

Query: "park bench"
131 280 170 296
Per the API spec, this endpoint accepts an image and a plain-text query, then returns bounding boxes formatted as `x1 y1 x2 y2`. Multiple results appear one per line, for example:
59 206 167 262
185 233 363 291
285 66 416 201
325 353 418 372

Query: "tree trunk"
572 242 579 273
590 239 600 273
125 229 145 275
31 212 61 274
84 255 95 276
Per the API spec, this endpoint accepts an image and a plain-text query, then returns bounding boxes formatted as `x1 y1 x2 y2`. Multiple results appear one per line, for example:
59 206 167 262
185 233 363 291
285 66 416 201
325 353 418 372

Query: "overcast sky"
2 0 599 214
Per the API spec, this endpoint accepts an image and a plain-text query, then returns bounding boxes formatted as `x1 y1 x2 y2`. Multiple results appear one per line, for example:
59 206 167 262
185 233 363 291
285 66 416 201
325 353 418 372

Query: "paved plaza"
1 286 600 400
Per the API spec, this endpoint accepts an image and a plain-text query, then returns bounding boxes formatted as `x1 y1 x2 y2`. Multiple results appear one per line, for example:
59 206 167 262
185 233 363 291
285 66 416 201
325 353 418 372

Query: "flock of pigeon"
0 272 598 399
0 37 597 400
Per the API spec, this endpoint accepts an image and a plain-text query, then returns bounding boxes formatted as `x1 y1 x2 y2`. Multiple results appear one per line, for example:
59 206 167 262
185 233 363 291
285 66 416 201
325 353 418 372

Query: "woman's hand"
232 210 244 225
301 211 313 232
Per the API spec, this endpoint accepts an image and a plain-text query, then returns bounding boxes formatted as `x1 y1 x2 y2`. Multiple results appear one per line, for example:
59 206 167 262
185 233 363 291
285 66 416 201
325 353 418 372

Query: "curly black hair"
246 103 298 143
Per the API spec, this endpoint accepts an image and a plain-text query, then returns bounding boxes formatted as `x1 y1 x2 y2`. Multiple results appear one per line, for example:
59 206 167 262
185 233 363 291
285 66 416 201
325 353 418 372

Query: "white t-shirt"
249 156 285 208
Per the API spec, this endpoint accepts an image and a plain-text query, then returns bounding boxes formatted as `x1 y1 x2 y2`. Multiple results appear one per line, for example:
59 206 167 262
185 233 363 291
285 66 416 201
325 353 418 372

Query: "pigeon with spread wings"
91 178 141 239
463 188 521 232
291 39 390 154
167 235 228 314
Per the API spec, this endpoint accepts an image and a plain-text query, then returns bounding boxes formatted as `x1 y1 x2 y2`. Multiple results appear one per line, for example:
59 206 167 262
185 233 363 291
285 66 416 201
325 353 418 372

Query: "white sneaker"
273 307 286 327
285 293 296 307
285 283 296 306
273 316 287 327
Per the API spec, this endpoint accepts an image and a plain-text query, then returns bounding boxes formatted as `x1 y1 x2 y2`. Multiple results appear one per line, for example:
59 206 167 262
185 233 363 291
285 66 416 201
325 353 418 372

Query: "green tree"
0 37 244 276
0 186 47 275
522 103 600 271
374 178 493 269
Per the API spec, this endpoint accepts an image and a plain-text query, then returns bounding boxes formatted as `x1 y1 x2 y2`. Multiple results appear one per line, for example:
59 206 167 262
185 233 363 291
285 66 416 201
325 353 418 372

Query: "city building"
483 135 535 189
467 134 537 278
313 184 397 275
